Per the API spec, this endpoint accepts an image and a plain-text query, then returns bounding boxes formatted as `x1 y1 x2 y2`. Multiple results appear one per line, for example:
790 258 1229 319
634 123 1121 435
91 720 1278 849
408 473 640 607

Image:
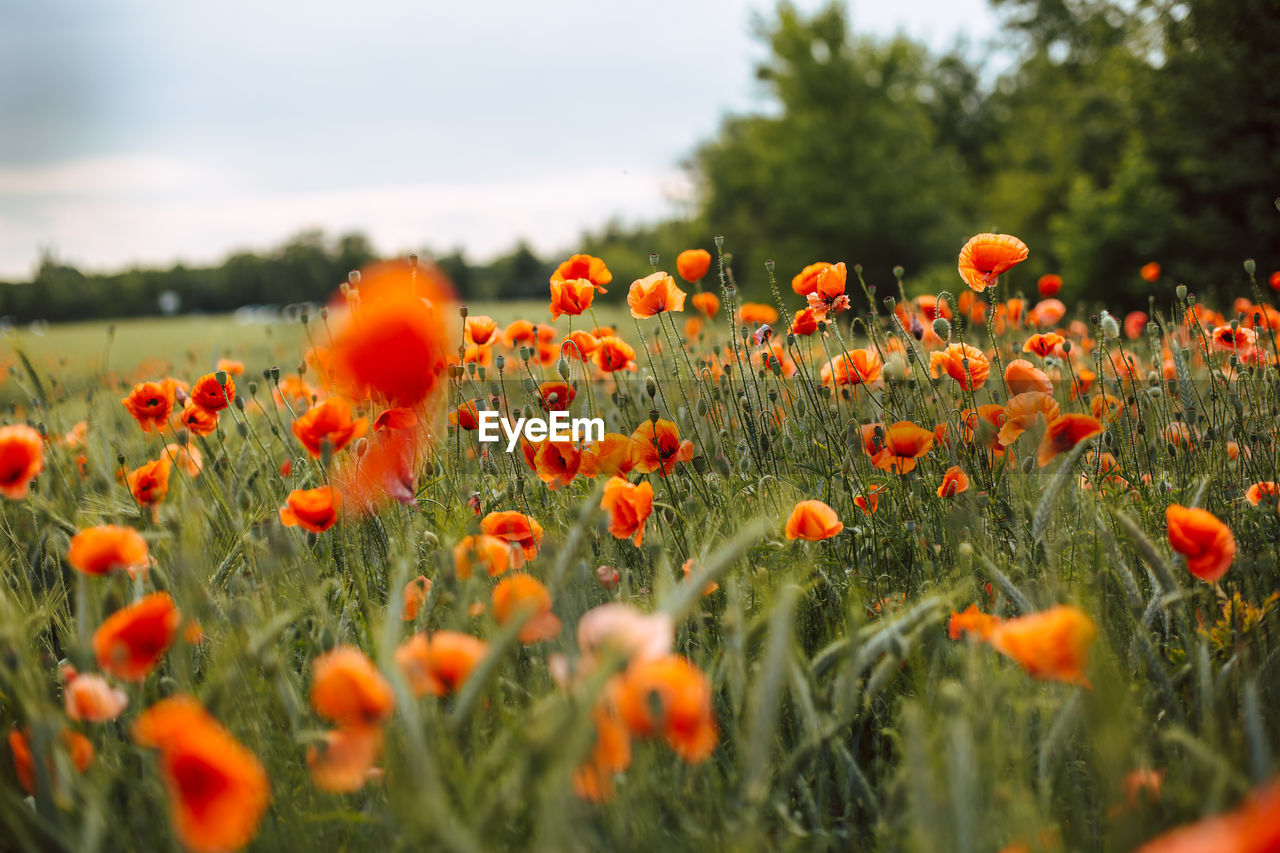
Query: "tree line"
3 0 1275 323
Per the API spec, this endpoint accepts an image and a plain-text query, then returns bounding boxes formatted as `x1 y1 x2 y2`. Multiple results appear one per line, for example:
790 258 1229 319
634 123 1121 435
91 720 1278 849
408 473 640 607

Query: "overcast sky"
0 0 999 279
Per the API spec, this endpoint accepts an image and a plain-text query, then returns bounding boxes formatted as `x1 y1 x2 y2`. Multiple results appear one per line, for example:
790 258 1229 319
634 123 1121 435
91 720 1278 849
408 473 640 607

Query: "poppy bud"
1244 258 1256 276
595 565 619 590
466 362 476 377
1176 284 1188 300
556 358 570 380
932 317 950 339
319 307 328 321
696 398 708 417
1062 340 1072 353
893 265 904 279
648 409 659 424
646 378 657 399
692 455 708 473
459 304 469 318
354 437 368 458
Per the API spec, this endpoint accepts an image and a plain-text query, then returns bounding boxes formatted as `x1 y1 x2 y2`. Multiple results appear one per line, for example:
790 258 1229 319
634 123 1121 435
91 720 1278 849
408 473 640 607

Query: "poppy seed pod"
1176 284 1188 300
893 265 904 279
1244 258 1256 276
932 318 951 339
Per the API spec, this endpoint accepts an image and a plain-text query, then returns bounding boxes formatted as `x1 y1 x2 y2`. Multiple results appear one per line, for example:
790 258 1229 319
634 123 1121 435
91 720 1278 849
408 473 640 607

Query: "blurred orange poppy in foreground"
1165 504 1235 582
0 424 44 500
988 605 1096 687
395 630 489 697
93 592 180 681
310 645 395 728
615 655 717 762
1135 776 1280 853
948 604 1001 640
492 574 561 643
453 533 523 578
133 695 269 853
676 249 711 283
68 524 149 576
329 261 455 408
958 233 1029 292
9 728 94 795
1037 414 1103 467
785 500 844 541
63 668 129 721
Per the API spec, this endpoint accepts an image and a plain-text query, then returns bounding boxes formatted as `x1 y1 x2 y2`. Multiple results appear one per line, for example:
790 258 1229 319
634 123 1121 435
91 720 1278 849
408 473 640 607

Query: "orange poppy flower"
480 510 545 559
1090 393 1123 423
583 433 637 478
1166 505 1235 582
937 465 971 497
133 695 270 853
63 668 129 721
680 558 719 596
0 424 43 501
785 499 844 540
122 380 177 432
292 398 369 458
273 374 317 409
549 277 597 318
871 421 935 475
1023 333 1064 358
854 485 885 516
1161 421 1197 448
373 406 417 432
615 655 717 762
738 302 778 324
594 335 637 372
307 724 384 794
958 233 1029 292
1139 262 1161 282
1211 324 1256 356
93 591 180 681
1003 359 1053 396
820 348 883 387
1037 274 1062 297
792 261 833 296
561 330 601 361
311 645 395 727
691 291 720 318
1245 481 1279 506
961 404 1008 451
1134 776 1280 853
9 728 94 795
1027 298 1066 328
806 262 849 315
948 603 1001 640
930 343 990 391
503 319 538 347
176 401 218 436
551 253 612 293
395 630 489 697
988 605 1096 687
279 486 341 533
997 392 1060 446
676 249 712 283
400 575 432 621
214 358 244 377
126 457 172 506
631 419 693 476
492 574 562 643
1070 368 1097 399
601 476 654 546
453 533 524 579
1037 414 1103 466
534 381 576 412
465 314 499 345
627 272 687 319
524 439 580 490
68 524 149 577
190 372 235 412
790 307 822 336
329 261 454 407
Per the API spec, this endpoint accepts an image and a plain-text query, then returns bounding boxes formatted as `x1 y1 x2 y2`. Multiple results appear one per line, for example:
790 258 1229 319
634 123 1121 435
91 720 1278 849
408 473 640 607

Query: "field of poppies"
1 235 1278 852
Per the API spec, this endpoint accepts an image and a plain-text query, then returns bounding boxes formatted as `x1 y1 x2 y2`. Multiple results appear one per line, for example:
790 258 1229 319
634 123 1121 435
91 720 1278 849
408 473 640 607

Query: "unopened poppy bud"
595 565 619 590
556 358 570 380
932 317 950 339
234 396 245 411
646 378 657 399
300 309 309 324
1062 340 1072 353
354 437 368 458
1176 284 1188 300
893 265 904 279
520 346 532 362
117 453 125 467
247 381 258 396
215 370 228 387
1244 258 1256 276
854 263 863 274
696 398 709 417
714 234 724 250
648 408 659 424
